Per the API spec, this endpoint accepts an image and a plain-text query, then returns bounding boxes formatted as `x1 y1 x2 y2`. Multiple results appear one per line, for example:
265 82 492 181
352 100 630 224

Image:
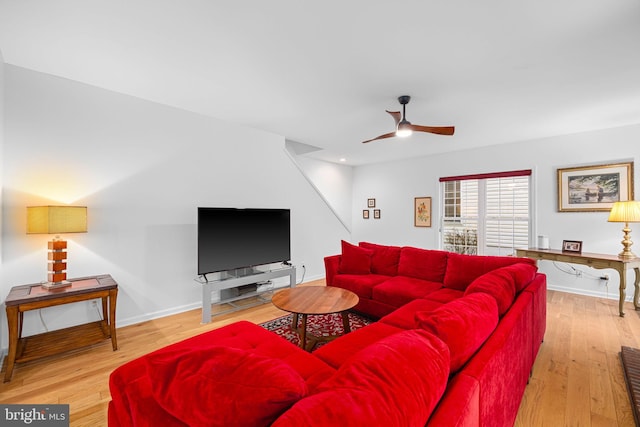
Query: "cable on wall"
38 309 49 332
552 261 611 298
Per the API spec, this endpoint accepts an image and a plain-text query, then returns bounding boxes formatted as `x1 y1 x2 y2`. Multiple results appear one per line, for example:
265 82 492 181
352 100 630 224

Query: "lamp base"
45 239 71 289
41 280 72 290
618 224 636 260
618 251 637 260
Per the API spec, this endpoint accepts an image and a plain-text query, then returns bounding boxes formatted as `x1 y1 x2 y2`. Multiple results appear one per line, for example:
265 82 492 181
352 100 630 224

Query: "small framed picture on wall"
414 197 432 227
373 209 381 219
363 209 370 219
367 198 376 208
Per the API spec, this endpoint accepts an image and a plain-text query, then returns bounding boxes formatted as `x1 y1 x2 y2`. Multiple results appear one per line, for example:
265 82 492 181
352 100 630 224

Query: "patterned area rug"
260 312 373 349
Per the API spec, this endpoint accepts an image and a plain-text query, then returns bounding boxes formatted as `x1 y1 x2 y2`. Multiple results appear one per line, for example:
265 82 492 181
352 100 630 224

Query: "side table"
3 274 118 382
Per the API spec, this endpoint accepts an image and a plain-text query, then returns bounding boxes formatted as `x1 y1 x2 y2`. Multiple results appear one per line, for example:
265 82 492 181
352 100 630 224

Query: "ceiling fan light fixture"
396 119 413 137
361 94 454 144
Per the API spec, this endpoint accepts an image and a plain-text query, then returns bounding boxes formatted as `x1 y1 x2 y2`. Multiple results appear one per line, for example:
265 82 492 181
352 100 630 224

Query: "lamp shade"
608 201 640 223
27 206 88 234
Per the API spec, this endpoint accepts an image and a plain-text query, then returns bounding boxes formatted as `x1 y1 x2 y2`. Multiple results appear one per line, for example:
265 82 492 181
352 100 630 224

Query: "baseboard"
547 283 635 302
117 302 203 329
115 272 325 328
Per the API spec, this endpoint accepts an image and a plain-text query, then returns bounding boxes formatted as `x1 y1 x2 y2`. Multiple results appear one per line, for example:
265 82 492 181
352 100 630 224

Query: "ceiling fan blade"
362 131 397 144
385 110 401 127
410 124 455 136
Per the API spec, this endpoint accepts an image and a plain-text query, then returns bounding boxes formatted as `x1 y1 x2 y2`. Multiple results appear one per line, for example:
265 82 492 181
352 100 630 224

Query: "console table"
3 274 118 382
515 248 640 317
196 266 296 323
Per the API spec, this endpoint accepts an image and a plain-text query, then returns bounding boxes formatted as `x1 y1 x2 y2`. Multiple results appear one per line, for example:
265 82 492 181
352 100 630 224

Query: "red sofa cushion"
332 273 389 299
379 298 445 329
443 252 536 291
501 262 538 293
424 287 465 304
397 247 449 282
273 330 450 427
464 267 517 316
145 345 308 427
372 276 443 308
338 240 372 274
313 321 405 369
359 242 401 276
124 375 187 427
416 293 499 372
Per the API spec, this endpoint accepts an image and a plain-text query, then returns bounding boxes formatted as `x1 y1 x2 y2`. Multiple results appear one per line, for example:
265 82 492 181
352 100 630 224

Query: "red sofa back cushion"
443 252 536 291
338 240 372 274
397 247 449 282
464 266 519 316
359 242 401 276
145 345 308 427
502 262 539 293
272 330 450 427
416 293 499 372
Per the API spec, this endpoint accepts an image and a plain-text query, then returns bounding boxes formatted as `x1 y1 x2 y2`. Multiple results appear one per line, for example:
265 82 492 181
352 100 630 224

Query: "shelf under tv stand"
195 265 296 323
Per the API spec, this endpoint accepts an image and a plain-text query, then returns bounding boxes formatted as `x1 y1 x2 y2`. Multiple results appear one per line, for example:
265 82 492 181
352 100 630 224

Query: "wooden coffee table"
271 286 359 351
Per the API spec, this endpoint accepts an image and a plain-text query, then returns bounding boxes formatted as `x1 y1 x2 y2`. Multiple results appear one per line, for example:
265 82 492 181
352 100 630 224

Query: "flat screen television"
197 207 291 277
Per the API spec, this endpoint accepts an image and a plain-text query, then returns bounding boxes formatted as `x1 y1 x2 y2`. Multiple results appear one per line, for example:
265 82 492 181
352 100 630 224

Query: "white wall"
0 50 5 350
351 125 640 300
292 155 353 232
0 65 350 349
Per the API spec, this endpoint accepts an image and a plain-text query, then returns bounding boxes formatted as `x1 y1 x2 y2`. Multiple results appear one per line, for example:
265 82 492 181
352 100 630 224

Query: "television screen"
197 207 291 276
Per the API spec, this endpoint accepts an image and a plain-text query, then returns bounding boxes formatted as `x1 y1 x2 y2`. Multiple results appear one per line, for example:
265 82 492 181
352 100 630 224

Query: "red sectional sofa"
108 241 546 427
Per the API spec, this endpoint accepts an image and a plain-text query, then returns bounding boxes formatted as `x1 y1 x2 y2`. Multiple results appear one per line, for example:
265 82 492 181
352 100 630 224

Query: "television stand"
195 265 296 323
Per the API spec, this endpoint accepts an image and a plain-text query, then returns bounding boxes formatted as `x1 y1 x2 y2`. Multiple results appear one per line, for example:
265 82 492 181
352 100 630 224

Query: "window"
440 170 531 256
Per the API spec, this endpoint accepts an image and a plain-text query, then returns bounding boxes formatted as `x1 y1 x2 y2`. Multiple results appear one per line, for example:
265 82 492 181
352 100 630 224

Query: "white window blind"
485 176 530 253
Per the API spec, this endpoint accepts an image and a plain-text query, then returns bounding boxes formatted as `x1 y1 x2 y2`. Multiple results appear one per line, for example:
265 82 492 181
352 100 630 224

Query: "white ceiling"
1 1 640 166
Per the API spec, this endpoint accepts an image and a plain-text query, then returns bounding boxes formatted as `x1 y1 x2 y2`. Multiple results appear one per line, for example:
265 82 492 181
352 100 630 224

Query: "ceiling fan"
362 95 455 143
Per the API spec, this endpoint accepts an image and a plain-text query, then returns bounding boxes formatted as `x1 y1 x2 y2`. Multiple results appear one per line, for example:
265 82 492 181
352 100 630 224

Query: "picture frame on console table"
557 161 634 212
562 240 583 254
414 197 432 227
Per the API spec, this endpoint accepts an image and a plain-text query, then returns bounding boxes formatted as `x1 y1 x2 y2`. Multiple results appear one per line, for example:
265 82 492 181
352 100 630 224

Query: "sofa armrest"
324 254 341 286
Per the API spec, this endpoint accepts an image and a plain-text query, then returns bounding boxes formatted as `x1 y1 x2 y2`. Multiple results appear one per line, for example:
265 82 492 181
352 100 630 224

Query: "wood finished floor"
515 290 638 427
0 283 638 426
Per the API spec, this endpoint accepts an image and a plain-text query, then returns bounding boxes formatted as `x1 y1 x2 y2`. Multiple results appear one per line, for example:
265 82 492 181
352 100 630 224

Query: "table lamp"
27 206 88 288
608 201 640 259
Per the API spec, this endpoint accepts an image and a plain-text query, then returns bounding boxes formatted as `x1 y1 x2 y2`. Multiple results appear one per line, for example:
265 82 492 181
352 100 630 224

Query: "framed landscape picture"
557 162 634 212
414 197 432 227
